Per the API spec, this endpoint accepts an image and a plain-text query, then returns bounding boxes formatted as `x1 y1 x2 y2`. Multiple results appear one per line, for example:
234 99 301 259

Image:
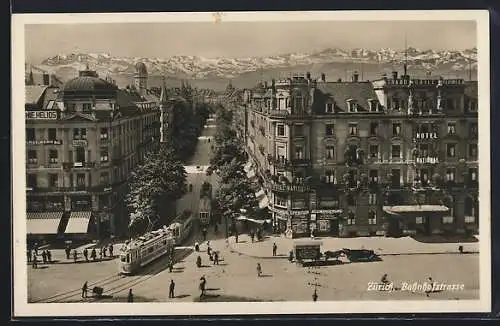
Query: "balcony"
62 162 96 170
267 110 310 120
72 139 88 147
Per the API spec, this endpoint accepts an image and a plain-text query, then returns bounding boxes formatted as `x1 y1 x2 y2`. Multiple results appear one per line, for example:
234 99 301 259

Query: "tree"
125 146 187 235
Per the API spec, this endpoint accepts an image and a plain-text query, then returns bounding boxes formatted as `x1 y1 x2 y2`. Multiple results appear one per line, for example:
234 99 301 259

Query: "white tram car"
119 226 175 275
119 212 198 275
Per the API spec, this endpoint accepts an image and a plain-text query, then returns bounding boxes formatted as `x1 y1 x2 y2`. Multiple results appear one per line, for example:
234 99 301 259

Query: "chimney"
43 72 50 86
321 73 326 82
306 72 311 80
352 71 359 82
392 71 398 81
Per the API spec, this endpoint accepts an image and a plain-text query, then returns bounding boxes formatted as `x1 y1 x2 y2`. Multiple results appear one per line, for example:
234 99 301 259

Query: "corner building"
245 71 478 238
25 64 170 242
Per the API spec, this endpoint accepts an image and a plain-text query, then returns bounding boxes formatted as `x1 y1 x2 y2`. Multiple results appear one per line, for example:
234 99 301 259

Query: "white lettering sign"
25 111 58 120
415 132 438 140
416 157 439 164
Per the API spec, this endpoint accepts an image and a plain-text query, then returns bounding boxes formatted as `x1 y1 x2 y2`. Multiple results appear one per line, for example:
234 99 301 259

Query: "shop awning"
383 205 449 215
65 211 92 234
27 212 64 235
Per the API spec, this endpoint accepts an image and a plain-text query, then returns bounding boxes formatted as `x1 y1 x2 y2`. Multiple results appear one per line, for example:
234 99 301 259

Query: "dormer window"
368 99 379 112
347 99 357 113
325 102 334 113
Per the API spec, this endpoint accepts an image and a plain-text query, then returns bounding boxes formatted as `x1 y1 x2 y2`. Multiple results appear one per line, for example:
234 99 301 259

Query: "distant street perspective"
24 19 480 304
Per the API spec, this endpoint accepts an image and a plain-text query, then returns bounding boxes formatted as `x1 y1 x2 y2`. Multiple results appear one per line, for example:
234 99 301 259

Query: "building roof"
25 86 48 106
116 89 142 115
315 81 378 113
41 87 61 109
63 76 117 92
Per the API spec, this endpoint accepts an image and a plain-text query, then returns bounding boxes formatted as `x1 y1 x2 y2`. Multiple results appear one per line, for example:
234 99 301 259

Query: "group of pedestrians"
28 248 53 268
65 243 114 263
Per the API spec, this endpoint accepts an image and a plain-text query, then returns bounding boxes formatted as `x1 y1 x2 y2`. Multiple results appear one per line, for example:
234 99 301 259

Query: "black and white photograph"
12 11 491 316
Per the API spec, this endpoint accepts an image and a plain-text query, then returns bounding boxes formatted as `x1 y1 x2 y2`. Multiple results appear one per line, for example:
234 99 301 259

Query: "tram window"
148 247 154 253
126 254 130 263
121 255 127 262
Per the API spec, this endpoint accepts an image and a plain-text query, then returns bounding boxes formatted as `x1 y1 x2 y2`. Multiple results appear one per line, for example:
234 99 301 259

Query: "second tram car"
168 211 197 245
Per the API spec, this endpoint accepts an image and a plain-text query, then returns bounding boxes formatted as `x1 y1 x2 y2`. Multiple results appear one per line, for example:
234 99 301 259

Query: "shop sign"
415 132 438 140
73 139 88 147
26 139 62 145
415 156 439 164
25 111 58 120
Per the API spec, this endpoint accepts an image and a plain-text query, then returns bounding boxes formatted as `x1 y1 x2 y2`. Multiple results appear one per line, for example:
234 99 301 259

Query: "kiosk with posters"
293 239 323 265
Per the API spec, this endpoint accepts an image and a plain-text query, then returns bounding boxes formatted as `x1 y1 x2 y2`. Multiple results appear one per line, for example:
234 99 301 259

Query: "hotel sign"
415 133 438 140
25 111 58 120
27 140 62 145
416 156 439 164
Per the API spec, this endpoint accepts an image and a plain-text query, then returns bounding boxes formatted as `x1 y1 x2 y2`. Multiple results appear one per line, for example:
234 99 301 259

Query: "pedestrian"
207 246 211 256
82 281 88 298
83 248 89 262
99 248 103 260
46 250 52 263
196 255 202 268
103 246 107 258
256 262 262 277
199 276 206 298
32 255 38 269
168 259 173 273
272 243 277 257
91 248 97 261
194 242 200 252
73 250 78 263
41 250 47 264
34 243 39 256
250 230 254 243
127 289 134 302
208 251 213 262
109 244 114 257
27 248 32 263
235 233 239 243
65 245 71 260
214 251 219 265
312 289 318 302
169 280 175 298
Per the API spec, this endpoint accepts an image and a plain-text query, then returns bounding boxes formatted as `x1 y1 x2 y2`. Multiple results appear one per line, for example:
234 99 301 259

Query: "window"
465 215 475 223
418 169 430 183
442 216 454 224
392 98 400 110
294 125 303 137
368 193 377 205
445 168 456 182
347 212 356 225
73 128 87 139
447 123 456 135
48 173 58 187
48 149 58 163
369 170 378 182
419 143 429 157
82 103 92 112
277 124 285 137
369 100 378 112
446 143 456 158
416 216 424 224
275 195 287 207
392 123 401 136
469 99 477 112
27 174 37 188
469 168 478 182
27 150 37 164
100 148 109 162
76 147 86 162
469 144 478 159
76 173 86 187
100 128 109 140
369 145 379 158
48 128 57 141
26 128 35 141
347 101 357 113
468 122 478 139
325 124 334 136
391 169 401 186
391 145 401 158
325 146 335 160
325 102 334 113
294 146 304 159
370 122 378 136
100 172 110 184
348 123 358 136
368 210 377 225
446 98 455 110
346 194 356 206
325 170 335 183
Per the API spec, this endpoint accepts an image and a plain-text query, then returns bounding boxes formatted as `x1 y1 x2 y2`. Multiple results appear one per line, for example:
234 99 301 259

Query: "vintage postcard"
12 11 491 317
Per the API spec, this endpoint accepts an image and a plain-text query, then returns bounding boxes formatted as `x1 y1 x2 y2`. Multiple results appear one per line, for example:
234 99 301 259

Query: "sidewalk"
228 234 480 259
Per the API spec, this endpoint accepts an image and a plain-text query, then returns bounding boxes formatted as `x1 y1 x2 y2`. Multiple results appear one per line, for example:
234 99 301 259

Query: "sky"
25 20 476 63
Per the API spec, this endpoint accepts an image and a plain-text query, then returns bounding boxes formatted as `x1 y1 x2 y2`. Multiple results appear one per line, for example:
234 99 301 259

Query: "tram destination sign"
25 111 58 120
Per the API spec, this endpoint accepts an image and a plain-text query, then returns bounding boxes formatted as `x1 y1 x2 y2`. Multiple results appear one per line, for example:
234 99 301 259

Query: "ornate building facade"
25 63 170 242
244 71 479 238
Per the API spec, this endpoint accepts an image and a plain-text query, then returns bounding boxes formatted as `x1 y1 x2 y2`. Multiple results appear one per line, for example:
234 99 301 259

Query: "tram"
119 226 175 275
168 211 197 245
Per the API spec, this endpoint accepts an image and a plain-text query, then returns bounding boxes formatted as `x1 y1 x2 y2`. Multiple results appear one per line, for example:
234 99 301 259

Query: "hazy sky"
25 21 476 63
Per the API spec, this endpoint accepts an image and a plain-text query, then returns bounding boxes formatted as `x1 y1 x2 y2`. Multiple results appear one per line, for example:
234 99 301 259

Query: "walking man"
27 248 32 263
169 280 175 298
103 246 107 258
32 255 38 269
46 250 52 263
199 276 207 298
82 281 88 298
127 289 134 302
83 248 89 262
99 248 103 260
214 251 219 265
65 245 71 260
109 244 114 257
73 249 78 263
41 250 47 264
91 248 97 261
272 243 277 257
256 262 262 277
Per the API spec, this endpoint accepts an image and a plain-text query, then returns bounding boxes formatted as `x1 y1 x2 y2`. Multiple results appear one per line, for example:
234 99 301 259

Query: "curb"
228 245 479 260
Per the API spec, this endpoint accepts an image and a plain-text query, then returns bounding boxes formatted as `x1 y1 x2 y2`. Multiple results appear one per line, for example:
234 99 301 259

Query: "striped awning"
27 211 63 235
65 211 92 234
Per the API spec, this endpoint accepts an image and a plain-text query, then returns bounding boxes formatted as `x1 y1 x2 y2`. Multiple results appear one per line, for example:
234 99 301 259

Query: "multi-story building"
25 63 171 242
244 70 479 238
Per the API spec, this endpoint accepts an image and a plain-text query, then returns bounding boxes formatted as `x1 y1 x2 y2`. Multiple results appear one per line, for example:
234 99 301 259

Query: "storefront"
311 209 343 236
383 205 450 237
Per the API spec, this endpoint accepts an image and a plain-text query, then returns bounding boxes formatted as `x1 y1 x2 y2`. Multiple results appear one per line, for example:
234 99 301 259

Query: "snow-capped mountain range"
32 47 477 82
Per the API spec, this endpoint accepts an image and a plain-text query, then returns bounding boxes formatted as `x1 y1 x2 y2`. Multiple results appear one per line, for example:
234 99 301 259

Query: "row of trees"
207 104 260 234
125 84 211 236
